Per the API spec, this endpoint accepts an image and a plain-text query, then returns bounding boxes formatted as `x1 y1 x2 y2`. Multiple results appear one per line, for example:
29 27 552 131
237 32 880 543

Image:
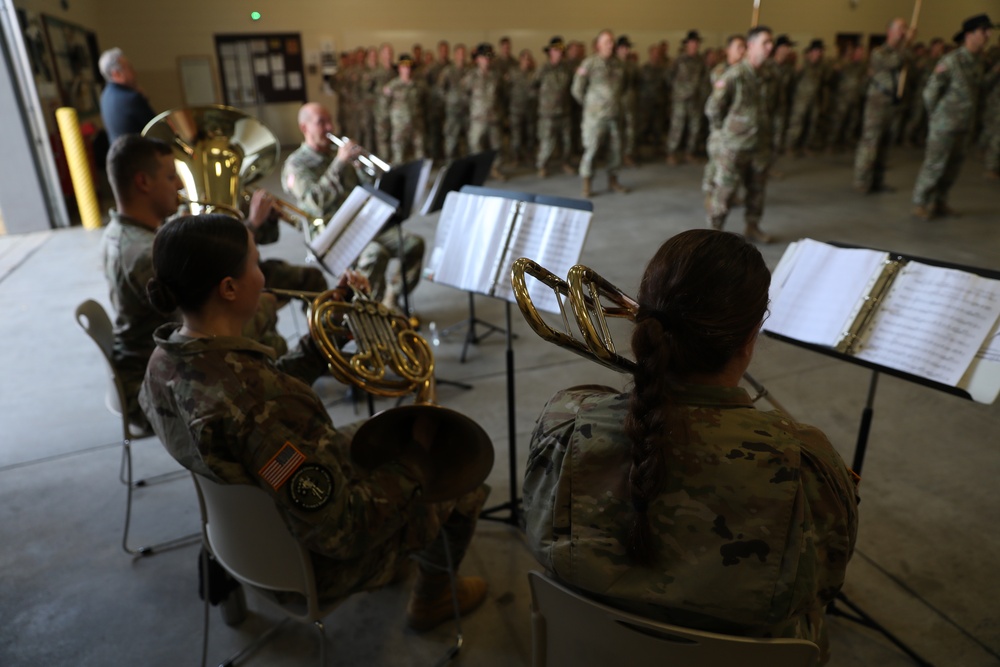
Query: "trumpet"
326 133 391 178
511 257 792 418
243 186 326 238
265 287 495 503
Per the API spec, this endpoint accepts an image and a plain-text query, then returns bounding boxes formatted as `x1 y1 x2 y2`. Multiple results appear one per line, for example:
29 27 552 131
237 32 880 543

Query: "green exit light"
250 11 261 20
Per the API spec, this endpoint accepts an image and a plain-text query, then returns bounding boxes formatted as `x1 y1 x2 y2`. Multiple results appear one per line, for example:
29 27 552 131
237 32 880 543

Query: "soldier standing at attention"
507 50 536 168
913 14 996 219
372 44 396 159
439 44 471 161
384 54 426 164
358 47 379 151
535 36 575 178
667 31 708 165
828 44 868 152
786 39 829 157
703 34 747 204
903 39 946 147
638 44 669 157
616 36 639 167
464 43 507 181
983 49 1000 180
705 26 776 243
573 29 629 197
853 18 915 194
424 41 451 163
766 35 797 157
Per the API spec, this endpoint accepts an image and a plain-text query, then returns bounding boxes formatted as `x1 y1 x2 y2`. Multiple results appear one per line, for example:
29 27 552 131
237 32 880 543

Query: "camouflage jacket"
463 67 505 123
670 53 708 101
536 62 572 117
507 68 536 116
705 60 773 155
523 384 858 656
924 46 985 132
385 77 425 126
438 63 471 113
140 325 441 598
370 66 397 118
638 62 669 103
281 142 369 220
867 43 912 100
836 60 868 106
571 54 624 120
763 59 796 113
793 60 830 106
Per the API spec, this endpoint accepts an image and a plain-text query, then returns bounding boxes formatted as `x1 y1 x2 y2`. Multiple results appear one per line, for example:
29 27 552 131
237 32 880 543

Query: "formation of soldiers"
325 22 999 214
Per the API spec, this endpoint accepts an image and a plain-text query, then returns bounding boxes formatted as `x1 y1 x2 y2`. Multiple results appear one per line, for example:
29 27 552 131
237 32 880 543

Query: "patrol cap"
616 35 632 49
473 43 494 59
953 13 998 43
684 30 702 43
397 53 415 68
806 38 825 52
775 34 797 48
544 36 565 52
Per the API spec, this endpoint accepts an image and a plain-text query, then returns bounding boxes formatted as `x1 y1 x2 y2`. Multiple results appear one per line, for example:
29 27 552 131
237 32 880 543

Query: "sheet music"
977 324 1000 363
309 186 370 258
764 239 889 347
855 262 1000 386
309 187 396 277
492 202 592 312
426 193 517 293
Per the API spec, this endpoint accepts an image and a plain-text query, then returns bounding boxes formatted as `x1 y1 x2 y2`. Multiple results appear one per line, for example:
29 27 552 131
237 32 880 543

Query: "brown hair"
622 230 770 565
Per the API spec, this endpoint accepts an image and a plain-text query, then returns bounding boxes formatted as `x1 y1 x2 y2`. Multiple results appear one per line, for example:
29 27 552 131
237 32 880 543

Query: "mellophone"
510 257 792 417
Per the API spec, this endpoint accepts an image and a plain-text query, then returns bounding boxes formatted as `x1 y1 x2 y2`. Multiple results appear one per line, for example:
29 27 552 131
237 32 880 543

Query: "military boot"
582 177 593 198
562 162 577 175
912 205 933 220
609 174 630 194
744 221 774 243
537 167 548 179
406 566 488 632
490 167 507 182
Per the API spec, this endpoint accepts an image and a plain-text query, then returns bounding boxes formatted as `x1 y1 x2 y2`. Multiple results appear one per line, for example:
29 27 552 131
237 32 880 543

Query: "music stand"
376 159 432 319
763 241 1000 667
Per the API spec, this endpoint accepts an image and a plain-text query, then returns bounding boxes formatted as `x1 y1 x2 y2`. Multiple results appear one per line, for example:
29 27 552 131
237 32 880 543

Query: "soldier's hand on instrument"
247 189 275 230
335 139 363 164
340 269 370 296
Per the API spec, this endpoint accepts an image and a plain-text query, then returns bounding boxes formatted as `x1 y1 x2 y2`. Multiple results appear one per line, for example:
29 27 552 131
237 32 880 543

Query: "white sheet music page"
324 196 396 277
309 186 370 258
854 262 1000 386
427 193 517 294
763 239 889 347
492 203 592 312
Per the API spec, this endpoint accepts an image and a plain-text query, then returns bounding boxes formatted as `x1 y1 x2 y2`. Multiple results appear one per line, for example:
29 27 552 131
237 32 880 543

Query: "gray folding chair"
75 299 198 556
528 570 821 667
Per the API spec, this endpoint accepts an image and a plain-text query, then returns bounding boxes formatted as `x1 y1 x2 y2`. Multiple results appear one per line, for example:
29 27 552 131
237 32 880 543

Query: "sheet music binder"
306 185 399 277
424 189 593 311
764 238 1000 404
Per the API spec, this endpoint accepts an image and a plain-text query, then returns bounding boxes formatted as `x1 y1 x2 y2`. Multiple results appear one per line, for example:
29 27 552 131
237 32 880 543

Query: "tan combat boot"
490 167 507 182
582 177 593 198
912 205 933 220
537 167 548 179
744 221 774 243
609 174 630 194
406 567 488 632
562 162 577 175
623 155 636 168
666 154 679 166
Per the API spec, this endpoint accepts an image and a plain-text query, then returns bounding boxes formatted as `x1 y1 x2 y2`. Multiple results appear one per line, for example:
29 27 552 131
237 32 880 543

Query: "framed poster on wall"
41 14 101 118
215 33 305 106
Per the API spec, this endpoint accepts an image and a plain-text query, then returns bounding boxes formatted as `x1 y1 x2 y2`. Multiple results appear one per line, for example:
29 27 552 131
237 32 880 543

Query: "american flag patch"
258 442 306 490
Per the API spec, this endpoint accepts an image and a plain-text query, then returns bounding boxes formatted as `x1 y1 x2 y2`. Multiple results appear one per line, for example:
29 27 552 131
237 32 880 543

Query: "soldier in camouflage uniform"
705 27 776 243
913 15 995 219
853 18 914 193
903 39 946 147
828 44 867 151
424 41 451 163
507 50 536 167
572 29 628 197
439 44 471 161
638 44 669 156
464 43 506 181
534 37 575 178
983 53 1000 179
616 36 639 167
702 35 746 202
523 229 858 664
384 54 426 164
283 103 424 307
101 135 291 429
357 47 379 151
139 214 489 628
786 40 830 156
372 44 396 159
766 35 797 156
667 31 708 164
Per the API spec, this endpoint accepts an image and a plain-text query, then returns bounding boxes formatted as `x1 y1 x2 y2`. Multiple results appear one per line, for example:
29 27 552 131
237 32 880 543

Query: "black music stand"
764 243 1000 667
376 159 431 320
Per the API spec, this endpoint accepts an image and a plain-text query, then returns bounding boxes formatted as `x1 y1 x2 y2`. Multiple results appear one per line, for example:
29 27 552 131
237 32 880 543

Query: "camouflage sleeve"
923 59 951 115
571 63 589 106
704 71 734 129
281 156 358 220
274 334 330 386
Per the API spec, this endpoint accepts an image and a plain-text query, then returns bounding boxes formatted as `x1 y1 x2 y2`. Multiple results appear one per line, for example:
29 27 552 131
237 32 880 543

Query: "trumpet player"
523 230 858 664
139 213 489 630
283 102 425 310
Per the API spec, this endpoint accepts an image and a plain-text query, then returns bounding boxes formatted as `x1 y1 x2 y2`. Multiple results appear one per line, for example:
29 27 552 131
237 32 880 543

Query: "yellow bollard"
55 107 103 230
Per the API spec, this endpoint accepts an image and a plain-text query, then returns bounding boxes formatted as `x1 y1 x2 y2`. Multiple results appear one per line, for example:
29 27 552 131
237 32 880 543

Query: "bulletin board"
215 33 305 106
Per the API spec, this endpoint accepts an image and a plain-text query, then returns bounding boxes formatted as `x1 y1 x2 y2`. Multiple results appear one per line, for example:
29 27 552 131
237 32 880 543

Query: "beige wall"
16 0 999 144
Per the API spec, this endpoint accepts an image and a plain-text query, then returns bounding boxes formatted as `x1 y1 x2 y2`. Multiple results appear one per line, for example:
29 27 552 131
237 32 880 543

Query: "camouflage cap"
954 13 998 43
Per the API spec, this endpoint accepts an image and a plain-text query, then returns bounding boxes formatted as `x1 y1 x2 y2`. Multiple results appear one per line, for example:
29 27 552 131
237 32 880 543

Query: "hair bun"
146 277 178 314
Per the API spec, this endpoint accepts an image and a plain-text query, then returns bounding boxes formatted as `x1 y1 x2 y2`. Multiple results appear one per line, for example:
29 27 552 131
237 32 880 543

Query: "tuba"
511 258 791 417
269 287 495 503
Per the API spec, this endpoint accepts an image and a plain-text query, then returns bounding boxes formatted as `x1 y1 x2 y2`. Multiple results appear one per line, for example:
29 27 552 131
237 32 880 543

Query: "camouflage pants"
702 134 721 194
772 106 790 154
358 106 376 154
903 100 928 147
667 97 703 156
912 130 969 207
443 109 469 159
509 110 535 163
708 150 768 228
621 94 637 158
468 120 503 167
355 228 426 302
426 105 445 161
830 97 863 148
579 115 622 178
536 115 573 169
786 97 822 153
853 94 897 190
375 110 392 160
638 96 667 149
390 121 426 165
984 121 1000 173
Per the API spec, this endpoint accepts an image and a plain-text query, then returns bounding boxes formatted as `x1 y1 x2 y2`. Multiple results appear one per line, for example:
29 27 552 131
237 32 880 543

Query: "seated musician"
282 102 425 312
101 134 291 431
138 213 488 630
522 229 859 663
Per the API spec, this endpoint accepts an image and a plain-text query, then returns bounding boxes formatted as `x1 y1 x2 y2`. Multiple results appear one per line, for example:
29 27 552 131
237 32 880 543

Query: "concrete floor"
1 146 999 666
